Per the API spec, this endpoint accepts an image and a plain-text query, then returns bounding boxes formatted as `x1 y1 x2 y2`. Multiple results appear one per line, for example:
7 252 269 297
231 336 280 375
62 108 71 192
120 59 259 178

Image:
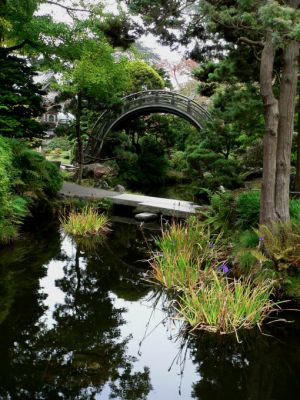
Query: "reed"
151 219 225 290
150 218 279 336
61 206 110 237
176 271 278 335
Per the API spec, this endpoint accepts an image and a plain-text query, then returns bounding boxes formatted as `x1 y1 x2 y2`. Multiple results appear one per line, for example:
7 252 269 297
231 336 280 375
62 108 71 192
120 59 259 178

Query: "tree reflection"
0 221 153 399
188 319 300 400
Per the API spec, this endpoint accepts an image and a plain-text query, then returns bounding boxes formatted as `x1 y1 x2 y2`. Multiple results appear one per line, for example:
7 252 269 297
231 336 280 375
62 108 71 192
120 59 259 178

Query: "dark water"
0 219 300 400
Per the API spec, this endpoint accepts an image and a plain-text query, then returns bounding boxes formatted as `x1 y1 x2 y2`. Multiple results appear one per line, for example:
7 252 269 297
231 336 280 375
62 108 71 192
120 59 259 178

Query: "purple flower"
209 242 214 248
259 237 264 242
217 263 230 274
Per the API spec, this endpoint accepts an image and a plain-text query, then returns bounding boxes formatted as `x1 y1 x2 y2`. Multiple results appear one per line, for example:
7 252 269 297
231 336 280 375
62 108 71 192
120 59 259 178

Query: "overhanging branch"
238 37 264 47
0 39 33 55
44 1 92 13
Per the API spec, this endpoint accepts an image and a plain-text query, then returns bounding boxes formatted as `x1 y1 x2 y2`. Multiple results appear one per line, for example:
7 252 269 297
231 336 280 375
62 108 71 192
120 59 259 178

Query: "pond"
0 218 300 399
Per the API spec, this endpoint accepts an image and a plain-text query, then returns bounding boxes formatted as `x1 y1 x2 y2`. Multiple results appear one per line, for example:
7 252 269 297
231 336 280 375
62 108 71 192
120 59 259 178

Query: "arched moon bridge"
85 90 210 162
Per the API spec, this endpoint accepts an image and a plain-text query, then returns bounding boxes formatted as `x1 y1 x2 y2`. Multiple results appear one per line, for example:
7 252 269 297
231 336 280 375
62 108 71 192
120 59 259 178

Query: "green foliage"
183 144 244 194
124 60 164 92
235 191 260 229
137 135 168 186
11 143 63 197
113 133 169 189
0 138 63 243
201 191 235 231
112 144 138 184
205 83 264 153
61 206 110 237
70 40 130 106
45 136 73 152
0 54 43 138
290 198 300 221
0 138 29 242
205 192 300 233
177 272 277 335
284 273 300 303
253 222 300 271
150 218 278 336
238 230 259 249
151 219 226 290
232 230 259 271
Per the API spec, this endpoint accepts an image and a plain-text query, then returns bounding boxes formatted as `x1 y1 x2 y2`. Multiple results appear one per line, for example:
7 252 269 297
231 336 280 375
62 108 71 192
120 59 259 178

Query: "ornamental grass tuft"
150 218 279 337
176 271 278 336
150 218 226 290
61 206 110 237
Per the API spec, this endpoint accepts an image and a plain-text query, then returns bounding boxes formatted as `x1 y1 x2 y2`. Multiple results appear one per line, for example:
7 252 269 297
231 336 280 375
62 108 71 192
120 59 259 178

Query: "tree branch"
44 1 92 13
238 37 264 47
0 39 33 55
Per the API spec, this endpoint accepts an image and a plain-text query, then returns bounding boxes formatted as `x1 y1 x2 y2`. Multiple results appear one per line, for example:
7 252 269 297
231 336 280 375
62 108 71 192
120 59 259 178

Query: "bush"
0 138 29 242
45 136 72 152
235 191 260 229
11 143 63 197
205 191 300 232
0 138 63 243
253 222 300 271
200 191 235 231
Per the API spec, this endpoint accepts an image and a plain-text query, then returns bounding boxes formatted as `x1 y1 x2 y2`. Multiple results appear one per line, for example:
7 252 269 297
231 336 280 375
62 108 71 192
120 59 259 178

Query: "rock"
82 163 113 179
114 184 126 193
100 181 110 189
134 212 158 222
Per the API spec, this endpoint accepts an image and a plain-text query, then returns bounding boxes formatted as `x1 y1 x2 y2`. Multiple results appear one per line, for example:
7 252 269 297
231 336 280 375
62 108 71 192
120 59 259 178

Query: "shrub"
201 191 235 231
235 190 260 229
290 198 300 221
232 230 259 270
0 138 28 242
0 138 63 243
235 192 300 229
253 222 300 270
61 206 110 237
11 143 63 197
45 136 72 152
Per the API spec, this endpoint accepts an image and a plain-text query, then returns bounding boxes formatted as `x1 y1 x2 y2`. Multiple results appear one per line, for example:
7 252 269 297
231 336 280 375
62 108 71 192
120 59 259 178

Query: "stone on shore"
134 212 158 222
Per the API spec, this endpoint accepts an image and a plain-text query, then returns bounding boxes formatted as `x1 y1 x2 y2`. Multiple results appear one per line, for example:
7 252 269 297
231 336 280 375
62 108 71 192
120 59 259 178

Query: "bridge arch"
85 90 210 162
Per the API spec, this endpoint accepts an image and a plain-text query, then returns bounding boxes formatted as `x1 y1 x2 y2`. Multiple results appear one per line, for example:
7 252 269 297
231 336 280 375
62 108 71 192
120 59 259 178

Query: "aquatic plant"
150 219 226 290
61 206 110 237
150 218 279 337
176 271 278 337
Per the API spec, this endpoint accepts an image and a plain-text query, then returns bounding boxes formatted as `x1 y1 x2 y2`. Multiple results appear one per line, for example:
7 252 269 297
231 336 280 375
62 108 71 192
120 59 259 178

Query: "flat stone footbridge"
59 182 201 218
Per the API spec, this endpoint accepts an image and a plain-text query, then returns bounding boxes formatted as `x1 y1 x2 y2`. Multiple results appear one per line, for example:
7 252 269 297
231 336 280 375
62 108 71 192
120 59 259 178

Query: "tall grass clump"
151 218 226 290
61 206 110 237
150 218 279 337
177 271 278 336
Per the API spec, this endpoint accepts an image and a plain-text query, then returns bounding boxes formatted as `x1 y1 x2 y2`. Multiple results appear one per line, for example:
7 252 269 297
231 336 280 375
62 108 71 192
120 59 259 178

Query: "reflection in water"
0 220 300 399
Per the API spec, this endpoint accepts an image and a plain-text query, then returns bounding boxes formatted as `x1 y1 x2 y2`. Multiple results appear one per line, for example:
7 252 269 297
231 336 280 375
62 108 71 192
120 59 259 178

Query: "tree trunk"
275 40 300 220
259 30 279 225
295 85 300 197
76 91 83 184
